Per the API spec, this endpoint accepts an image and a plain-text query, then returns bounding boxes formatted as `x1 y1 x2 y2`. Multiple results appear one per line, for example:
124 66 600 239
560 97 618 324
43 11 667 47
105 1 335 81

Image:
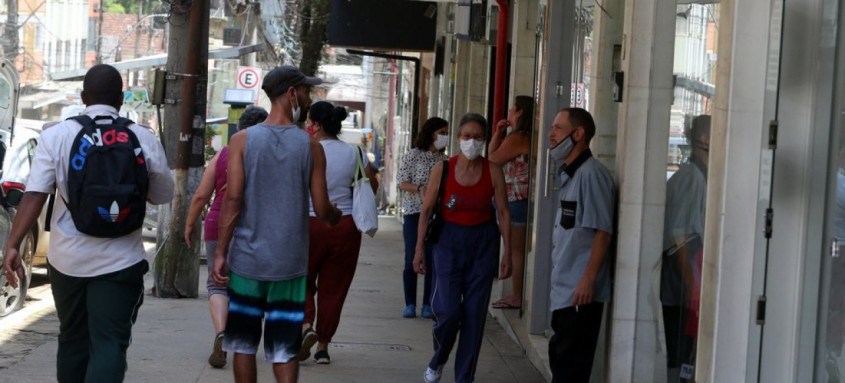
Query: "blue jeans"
403 213 434 307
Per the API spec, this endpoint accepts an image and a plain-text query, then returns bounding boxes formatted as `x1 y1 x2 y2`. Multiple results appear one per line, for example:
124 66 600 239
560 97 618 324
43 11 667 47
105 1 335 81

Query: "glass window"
660 3 719 382
816 0 845 379
572 2 593 110
0 76 10 110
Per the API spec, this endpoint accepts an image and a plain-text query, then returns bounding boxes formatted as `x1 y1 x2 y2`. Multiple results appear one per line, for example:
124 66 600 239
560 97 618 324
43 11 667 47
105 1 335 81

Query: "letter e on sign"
237 67 262 91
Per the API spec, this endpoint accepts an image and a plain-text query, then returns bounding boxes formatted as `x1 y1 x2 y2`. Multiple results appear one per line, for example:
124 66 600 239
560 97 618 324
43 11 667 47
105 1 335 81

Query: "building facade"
418 0 845 381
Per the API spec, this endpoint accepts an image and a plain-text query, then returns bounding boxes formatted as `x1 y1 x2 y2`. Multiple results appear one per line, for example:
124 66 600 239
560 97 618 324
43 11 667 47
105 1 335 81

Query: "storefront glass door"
816 1 845 380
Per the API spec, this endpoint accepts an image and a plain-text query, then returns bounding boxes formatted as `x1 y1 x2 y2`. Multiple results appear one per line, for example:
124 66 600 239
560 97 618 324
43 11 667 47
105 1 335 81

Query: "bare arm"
184 152 219 247
310 141 342 225
2 192 49 288
572 229 612 306
366 163 379 194
490 162 512 279
488 131 529 165
488 119 509 154
399 182 423 194
674 238 699 310
397 151 424 194
413 161 444 274
213 132 246 285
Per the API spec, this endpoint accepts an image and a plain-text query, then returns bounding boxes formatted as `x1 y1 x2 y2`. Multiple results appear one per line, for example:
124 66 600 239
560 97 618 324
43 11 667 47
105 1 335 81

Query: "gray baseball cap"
261 65 323 98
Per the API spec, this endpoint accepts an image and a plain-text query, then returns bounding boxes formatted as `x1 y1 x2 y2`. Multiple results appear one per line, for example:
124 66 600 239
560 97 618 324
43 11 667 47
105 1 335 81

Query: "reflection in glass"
819 2 845 379
661 3 719 382
0 77 10 110
827 151 845 381
668 3 719 177
572 2 593 110
661 116 710 382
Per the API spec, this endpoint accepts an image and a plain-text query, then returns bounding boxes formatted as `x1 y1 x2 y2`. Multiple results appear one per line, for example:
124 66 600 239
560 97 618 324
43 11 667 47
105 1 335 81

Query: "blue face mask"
550 135 575 163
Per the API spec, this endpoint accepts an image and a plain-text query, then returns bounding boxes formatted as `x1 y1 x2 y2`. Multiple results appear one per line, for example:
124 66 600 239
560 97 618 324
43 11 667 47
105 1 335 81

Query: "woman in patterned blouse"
396 117 449 319
488 95 534 309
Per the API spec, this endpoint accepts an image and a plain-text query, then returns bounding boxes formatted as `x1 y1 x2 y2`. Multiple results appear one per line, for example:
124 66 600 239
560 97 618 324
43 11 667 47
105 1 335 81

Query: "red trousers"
305 216 362 344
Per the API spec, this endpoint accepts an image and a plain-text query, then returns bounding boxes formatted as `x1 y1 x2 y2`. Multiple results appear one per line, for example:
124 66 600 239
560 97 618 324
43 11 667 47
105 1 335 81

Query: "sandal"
491 299 521 309
208 331 227 368
297 328 318 361
314 350 331 364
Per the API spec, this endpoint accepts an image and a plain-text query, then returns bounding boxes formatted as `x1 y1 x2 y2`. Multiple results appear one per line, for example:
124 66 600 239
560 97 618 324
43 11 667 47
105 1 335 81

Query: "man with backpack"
2 64 173 382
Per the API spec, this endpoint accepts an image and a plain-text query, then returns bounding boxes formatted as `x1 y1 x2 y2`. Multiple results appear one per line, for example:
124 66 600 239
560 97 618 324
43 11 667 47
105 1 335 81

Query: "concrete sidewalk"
0 217 545 382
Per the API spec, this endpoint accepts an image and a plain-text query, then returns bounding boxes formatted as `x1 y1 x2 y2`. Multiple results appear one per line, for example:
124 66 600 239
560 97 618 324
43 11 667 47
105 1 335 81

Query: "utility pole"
154 0 208 298
241 4 258 67
134 0 142 61
95 0 104 64
4 0 18 63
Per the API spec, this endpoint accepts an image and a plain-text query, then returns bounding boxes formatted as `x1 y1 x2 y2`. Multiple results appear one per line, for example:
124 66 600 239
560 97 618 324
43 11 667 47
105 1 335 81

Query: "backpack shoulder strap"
67 115 96 132
113 117 135 128
433 160 449 213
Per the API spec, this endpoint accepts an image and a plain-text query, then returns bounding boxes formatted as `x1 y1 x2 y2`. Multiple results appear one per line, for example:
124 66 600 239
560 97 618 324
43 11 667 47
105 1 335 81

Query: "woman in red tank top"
412 113 512 383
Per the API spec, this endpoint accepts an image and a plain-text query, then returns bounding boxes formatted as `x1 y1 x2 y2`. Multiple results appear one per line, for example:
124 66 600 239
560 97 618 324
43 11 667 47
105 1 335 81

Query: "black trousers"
49 260 148 383
662 305 696 381
549 302 604 383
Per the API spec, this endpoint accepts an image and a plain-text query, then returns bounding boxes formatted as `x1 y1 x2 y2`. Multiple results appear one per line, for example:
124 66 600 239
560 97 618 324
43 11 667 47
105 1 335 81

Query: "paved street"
0 217 545 382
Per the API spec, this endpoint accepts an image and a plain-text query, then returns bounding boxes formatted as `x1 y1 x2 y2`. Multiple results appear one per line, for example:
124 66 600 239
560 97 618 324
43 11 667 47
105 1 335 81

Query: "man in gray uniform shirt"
547 107 615 383
661 115 710 382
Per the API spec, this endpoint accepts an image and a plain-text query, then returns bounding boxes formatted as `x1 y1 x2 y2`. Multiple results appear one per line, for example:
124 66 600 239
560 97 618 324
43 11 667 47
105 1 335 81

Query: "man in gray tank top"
212 65 341 383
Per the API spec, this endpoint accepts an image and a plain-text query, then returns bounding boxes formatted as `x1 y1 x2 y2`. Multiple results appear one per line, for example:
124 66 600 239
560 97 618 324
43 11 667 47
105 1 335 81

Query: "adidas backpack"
65 115 149 238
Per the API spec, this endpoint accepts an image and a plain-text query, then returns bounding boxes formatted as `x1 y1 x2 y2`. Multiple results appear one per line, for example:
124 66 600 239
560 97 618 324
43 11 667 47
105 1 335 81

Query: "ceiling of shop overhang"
328 0 437 51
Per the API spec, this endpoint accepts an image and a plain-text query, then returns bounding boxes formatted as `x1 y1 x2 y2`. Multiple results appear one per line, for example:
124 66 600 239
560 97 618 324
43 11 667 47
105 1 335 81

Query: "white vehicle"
0 60 36 317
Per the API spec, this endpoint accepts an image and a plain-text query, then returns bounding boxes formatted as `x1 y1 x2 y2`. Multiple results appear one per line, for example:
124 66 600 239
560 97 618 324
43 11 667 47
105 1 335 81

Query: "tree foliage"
104 0 126 14
104 0 161 15
297 0 329 76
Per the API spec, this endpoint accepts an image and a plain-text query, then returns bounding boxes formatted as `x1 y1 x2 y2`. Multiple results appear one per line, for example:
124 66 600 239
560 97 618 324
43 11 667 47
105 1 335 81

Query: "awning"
49 44 264 81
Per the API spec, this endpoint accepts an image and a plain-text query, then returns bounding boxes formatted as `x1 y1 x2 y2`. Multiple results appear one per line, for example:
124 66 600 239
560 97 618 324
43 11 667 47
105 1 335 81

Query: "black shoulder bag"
424 160 449 244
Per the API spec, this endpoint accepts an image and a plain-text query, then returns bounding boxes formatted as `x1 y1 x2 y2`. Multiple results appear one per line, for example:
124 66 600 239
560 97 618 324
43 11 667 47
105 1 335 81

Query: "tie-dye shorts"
223 273 305 363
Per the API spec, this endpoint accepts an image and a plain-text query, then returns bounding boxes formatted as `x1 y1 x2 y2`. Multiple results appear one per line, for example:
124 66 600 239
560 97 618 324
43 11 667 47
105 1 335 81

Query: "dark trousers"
549 302 604 383
429 221 499 383
49 260 148 383
305 216 362 344
663 305 696 381
402 213 433 307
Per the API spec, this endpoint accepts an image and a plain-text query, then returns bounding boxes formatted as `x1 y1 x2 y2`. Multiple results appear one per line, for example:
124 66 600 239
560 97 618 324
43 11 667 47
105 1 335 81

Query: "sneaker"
403 304 417 318
297 328 318 361
208 332 226 368
424 365 443 383
420 305 433 319
314 350 331 364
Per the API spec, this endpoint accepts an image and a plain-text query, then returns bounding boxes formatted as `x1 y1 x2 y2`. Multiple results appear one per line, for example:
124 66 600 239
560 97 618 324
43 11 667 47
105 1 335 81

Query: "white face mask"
550 135 575 162
291 94 301 123
459 139 485 160
434 133 449 150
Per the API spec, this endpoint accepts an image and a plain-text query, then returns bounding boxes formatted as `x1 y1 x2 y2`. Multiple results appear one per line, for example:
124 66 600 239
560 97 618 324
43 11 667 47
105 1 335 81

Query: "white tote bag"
351 146 378 237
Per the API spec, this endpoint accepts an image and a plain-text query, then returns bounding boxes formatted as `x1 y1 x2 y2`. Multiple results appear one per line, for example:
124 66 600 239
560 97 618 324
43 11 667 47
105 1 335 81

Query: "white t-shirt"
309 140 368 217
26 105 174 277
